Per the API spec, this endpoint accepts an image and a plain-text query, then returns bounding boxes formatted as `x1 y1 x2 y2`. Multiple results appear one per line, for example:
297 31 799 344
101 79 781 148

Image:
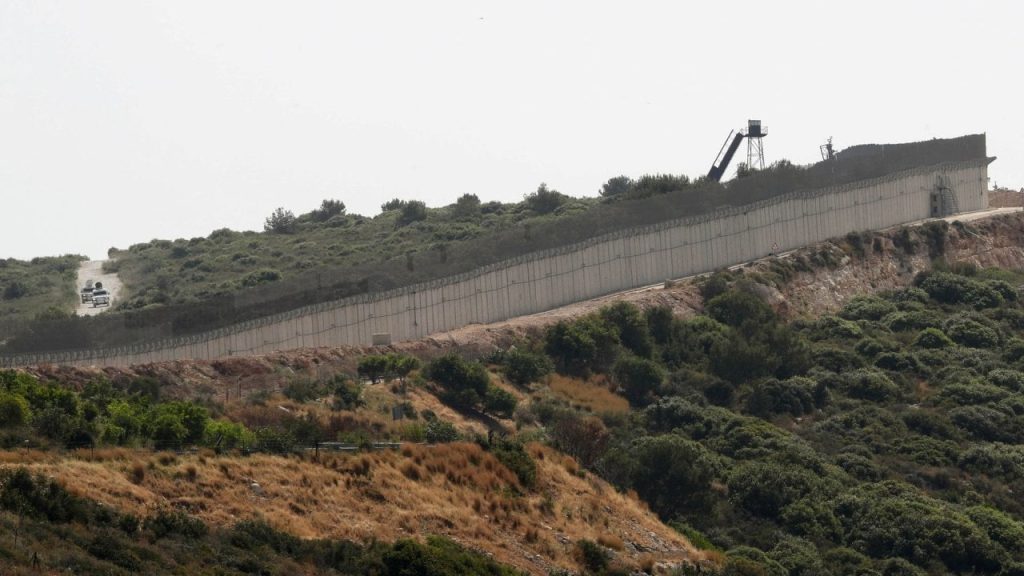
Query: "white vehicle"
91 289 111 307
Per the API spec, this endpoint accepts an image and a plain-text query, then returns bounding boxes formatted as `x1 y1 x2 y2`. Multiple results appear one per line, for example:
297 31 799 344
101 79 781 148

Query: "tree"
502 348 553 386
599 175 633 198
452 193 481 219
0 392 30 428
483 385 517 418
397 200 428 227
544 316 619 377
425 353 491 409
381 198 405 212
600 301 653 358
613 355 664 407
311 199 346 222
524 183 566 214
263 207 297 234
388 354 421 384
358 355 390 383
630 435 721 519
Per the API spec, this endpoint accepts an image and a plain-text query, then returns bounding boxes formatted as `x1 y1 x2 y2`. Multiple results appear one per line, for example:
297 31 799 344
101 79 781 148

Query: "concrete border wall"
1 159 990 368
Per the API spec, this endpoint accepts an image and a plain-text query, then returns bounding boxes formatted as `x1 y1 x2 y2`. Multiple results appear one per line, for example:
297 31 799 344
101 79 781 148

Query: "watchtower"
746 120 766 170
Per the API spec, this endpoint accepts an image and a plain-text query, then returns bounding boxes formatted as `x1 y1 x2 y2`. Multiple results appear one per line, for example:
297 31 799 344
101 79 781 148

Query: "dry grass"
1 443 705 574
548 374 629 414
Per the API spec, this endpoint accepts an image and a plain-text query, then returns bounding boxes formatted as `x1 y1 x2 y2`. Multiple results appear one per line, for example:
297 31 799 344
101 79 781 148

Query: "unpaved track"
75 260 123 316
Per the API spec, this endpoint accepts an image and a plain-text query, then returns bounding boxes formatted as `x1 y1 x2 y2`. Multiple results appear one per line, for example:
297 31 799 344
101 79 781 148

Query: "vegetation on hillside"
5 250 1024 573
0 134 984 354
0 255 84 335
0 466 525 575
510 261 1024 575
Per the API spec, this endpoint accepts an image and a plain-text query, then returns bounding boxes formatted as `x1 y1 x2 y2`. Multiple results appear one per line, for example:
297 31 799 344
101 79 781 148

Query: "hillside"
0 134 981 354
0 254 85 335
4 209 1024 574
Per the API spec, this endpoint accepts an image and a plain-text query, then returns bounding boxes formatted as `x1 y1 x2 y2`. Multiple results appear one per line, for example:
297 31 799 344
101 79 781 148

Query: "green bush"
544 316 620 376
840 295 897 321
426 353 491 410
628 435 721 518
0 467 88 523
0 391 30 428
144 508 209 540
600 301 653 358
489 439 537 489
612 355 665 407
483 385 517 418
838 368 902 401
575 539 609 572
943 315 1000 348
914 327 953 349
524 183 566 214
744 377 817 418
424 419 459 443
501 348 553 386
397 200 428 227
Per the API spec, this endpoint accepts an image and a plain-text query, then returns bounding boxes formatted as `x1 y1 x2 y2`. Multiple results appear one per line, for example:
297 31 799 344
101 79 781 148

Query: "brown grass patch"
3 442 708 574
598 534 625 550
129 461 146 484
548 374 629 414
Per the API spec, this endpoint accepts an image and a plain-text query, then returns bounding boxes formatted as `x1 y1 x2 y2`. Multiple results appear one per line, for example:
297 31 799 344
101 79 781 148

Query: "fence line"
0 158 990 368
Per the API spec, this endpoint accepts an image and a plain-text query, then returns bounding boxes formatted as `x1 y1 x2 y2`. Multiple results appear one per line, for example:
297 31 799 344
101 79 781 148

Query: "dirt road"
75 260 123 316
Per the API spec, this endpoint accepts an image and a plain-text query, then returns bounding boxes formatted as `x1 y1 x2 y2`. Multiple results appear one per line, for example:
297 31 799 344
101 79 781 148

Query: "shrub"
544 316 619 376
332 378 364 411
2 280 28 300
358 355 390 383
144 508 208 540
549 413 610 468
629 435 721 518
451 193 481 219
645 305 675 345
943 315 1000 348
914 327 953 349
483 385 517 418
987 368 1024 392
612 355 665 407
0 467 88 523
575 539 609 572
283 379 326 402
397 200 428 227
424 419 459 443
840 369 903 401
489 439 537 489
840 295 897 321
600 301 653 358
501 348 553 386
0 392 30 428
310 199 346 222
382 536 522 576
426 353 491 410
744 377 817 418
241 269 281 287
524 183 566 214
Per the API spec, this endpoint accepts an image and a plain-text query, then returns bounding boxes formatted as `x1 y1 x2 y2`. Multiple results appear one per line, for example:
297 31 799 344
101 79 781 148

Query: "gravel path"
75 260 123 316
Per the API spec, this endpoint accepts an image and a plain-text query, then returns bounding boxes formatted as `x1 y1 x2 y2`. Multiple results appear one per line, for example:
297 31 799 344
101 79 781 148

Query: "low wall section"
2 160 990 368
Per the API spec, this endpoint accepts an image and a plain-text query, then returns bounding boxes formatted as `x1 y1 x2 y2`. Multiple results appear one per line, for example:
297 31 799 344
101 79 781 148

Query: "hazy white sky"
1 1 1021 260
